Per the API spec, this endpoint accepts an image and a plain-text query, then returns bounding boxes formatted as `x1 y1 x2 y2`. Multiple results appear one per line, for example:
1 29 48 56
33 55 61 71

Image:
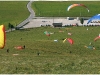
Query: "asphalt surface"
16 1 35 28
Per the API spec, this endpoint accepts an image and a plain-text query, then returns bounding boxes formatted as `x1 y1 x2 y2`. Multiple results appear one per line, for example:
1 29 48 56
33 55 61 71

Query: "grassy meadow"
32 1 100 17
0 1 29 29
1 26 100 73
1 1 100 74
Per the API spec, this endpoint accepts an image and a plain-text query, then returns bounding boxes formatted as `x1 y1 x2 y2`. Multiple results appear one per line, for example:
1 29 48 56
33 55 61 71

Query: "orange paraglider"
14 45 25 50
67 4 89 12
0 25 5 49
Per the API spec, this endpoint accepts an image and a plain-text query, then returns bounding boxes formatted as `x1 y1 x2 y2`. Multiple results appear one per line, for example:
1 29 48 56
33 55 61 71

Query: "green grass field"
32 1 100 17
1 1 100 74
0 1 29 29
1 26 100 73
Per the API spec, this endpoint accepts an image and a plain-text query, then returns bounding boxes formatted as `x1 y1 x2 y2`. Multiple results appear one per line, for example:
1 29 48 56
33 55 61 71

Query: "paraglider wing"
14 46 24 50
67 4 78 11
87 14 100 24
0 25 5 49
46 33 50 36
67 4 89 12
67 38 74 45
44 31 50 36
44 31 47 34
80 4 89 12
63 38 67 43
94 36 100 41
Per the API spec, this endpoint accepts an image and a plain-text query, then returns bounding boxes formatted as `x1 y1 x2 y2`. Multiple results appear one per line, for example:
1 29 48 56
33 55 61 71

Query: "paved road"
16 1 35 28
6 1 35 32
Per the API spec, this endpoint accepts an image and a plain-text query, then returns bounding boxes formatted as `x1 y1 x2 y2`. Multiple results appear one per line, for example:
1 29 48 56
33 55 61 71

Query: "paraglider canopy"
67 4 89 12
67 38 74 45
63 38 74 45
14 46 25 50
44 31 50 36
84 45 95 50
94 36 100 41
0 25 5 49
87 14 100 24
